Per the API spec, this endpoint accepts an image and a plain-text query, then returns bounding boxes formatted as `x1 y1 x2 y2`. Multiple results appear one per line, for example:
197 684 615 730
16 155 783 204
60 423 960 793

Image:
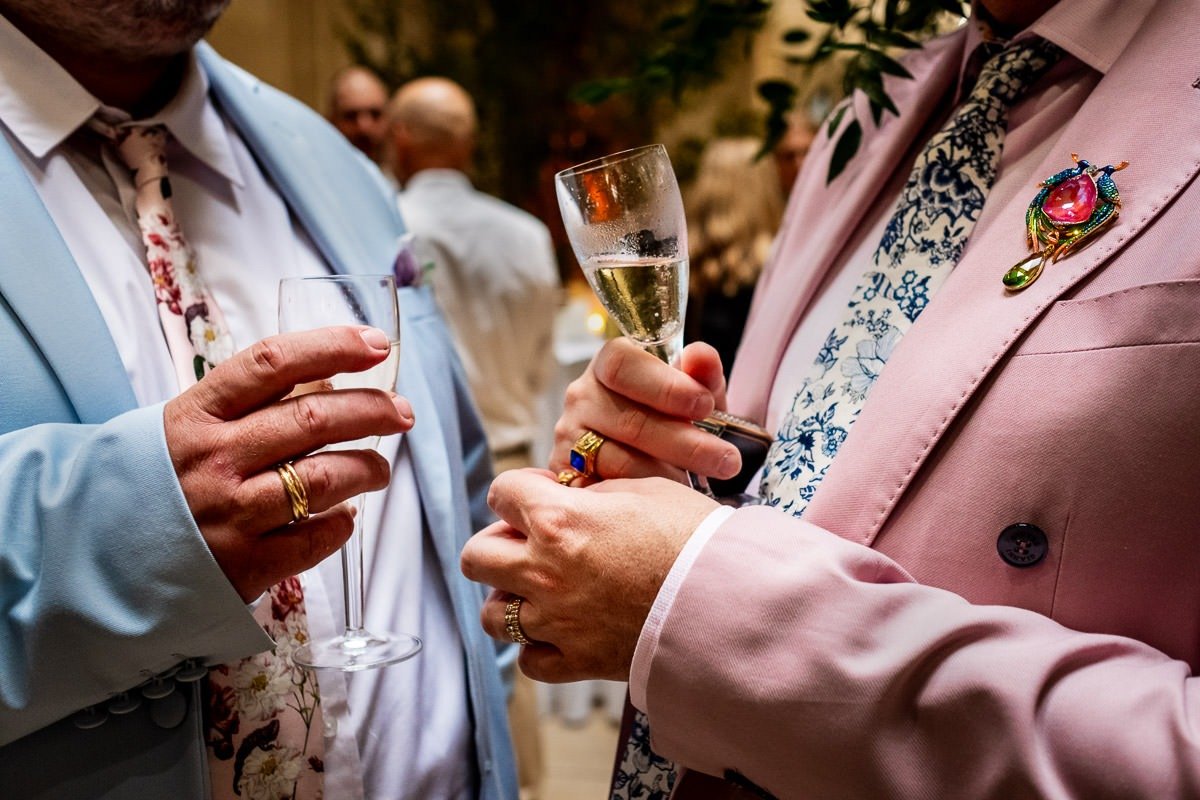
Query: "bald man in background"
327 65 389 163
387 76 560 800
388 77 560 477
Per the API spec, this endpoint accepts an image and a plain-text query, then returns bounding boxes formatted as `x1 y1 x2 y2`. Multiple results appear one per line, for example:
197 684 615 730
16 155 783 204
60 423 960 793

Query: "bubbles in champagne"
583 257 687 347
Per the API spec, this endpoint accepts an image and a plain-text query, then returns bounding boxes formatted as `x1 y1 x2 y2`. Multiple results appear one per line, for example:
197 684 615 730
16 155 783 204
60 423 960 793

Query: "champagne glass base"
293 631 422 672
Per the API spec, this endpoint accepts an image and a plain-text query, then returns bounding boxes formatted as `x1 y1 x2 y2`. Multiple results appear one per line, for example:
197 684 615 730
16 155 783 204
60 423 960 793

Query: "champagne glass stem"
341 493 367 640
642 334 716 499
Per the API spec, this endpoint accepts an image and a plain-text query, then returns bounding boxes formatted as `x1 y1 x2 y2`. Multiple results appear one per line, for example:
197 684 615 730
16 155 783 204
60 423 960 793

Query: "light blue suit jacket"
0 45 517 799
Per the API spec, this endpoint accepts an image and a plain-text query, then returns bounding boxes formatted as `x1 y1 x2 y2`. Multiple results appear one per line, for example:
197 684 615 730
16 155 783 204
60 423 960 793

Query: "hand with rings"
462 468 718 682
163 326 415 601
551 338 742 485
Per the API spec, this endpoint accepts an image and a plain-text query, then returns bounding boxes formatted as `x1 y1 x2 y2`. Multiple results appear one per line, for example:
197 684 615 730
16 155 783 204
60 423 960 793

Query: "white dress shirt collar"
0 12 242 186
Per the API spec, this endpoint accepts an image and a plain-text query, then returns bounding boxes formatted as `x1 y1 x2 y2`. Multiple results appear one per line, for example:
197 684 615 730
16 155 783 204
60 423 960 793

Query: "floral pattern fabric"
98 123 235 388
205 578 325 800
612 38 1060 799
612 711 676 800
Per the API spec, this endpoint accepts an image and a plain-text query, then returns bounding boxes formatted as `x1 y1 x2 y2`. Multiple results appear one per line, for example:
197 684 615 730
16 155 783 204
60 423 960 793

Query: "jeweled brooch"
1003 153 1128 291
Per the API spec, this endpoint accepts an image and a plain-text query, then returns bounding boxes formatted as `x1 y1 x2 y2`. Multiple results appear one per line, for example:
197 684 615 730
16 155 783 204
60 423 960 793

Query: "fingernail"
716 449 739 479
392 393 414 423
692 395 713 420
360 327 390 351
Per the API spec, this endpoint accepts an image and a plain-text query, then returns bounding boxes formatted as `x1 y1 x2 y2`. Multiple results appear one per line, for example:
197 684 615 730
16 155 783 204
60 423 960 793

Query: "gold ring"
569 429 606 478
504 597 531 645
276 461 310 523
557 468 580 486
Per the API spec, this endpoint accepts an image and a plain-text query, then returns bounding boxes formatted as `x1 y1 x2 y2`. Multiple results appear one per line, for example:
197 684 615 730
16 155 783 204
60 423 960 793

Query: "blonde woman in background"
685 136 786 375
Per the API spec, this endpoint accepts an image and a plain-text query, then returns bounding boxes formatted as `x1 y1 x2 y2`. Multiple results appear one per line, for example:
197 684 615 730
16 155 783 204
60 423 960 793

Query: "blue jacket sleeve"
0 404 270 745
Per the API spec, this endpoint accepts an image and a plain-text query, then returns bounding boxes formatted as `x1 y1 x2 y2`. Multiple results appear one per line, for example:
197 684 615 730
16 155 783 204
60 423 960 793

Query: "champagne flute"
555 144 714 494
278 274 422 672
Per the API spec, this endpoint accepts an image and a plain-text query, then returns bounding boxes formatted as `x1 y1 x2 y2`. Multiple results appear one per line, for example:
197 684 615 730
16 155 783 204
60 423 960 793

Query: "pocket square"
393 232 420 287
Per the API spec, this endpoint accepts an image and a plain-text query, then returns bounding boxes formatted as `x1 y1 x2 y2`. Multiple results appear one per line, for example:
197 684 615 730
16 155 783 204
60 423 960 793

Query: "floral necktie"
612 37 1061 799
94 122 235 387
93 120 325 800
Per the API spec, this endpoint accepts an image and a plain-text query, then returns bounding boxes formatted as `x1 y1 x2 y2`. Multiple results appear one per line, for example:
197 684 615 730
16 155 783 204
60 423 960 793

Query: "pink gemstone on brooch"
1042 173 1098 225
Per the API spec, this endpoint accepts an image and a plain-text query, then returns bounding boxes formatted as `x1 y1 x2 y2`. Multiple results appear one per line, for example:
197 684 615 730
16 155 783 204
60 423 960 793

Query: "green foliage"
786 0 966 182
571 0 773 107
339 0 486 90
573 0 969 183
756 79 798 159
827 117 862 181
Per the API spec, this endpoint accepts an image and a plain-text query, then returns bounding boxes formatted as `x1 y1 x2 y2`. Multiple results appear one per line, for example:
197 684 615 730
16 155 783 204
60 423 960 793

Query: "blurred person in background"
0 2 516 798
684 137 785 377
771 113 816 196
388 76 561 477
327 65 389 163
387 75 560 800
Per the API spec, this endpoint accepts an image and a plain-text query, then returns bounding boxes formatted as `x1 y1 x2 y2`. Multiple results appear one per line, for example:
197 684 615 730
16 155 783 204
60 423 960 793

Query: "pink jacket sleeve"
634 506 1200 798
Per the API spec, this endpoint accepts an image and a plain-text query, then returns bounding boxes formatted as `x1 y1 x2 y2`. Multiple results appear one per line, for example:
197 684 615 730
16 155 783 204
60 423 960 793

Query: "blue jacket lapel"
395 288 472 583
0 138 136 423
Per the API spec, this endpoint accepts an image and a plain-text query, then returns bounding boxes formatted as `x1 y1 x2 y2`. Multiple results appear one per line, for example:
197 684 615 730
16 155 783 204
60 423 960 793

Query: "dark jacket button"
996 523 1048 568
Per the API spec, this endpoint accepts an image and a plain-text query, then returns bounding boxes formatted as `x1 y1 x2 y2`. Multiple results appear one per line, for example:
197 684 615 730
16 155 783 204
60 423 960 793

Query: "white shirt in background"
400 169 560 457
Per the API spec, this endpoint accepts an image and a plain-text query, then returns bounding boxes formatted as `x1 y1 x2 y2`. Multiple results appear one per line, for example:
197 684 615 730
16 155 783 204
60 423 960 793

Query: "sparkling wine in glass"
556 145 689 365
278 273 421 672
556 144 714 494
583 253 688 365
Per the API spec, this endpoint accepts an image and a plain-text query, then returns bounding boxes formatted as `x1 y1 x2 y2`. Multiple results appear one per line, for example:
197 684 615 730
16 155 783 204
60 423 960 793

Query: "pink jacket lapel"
727 31 967 422
806 0 1200 545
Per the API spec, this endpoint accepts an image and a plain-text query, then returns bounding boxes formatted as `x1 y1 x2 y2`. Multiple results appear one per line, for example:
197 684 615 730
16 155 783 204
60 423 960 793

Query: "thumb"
679 342 727 409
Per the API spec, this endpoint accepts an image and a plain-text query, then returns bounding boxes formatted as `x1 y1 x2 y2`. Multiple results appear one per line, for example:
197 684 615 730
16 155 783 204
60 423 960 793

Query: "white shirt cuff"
629 504 736 712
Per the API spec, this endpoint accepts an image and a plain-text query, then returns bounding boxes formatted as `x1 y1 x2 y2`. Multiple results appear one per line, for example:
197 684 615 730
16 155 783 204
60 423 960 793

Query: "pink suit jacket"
636 0 1200 796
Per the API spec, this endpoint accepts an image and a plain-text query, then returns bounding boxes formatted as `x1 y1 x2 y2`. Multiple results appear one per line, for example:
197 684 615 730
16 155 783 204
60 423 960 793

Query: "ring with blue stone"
569 429 606 478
